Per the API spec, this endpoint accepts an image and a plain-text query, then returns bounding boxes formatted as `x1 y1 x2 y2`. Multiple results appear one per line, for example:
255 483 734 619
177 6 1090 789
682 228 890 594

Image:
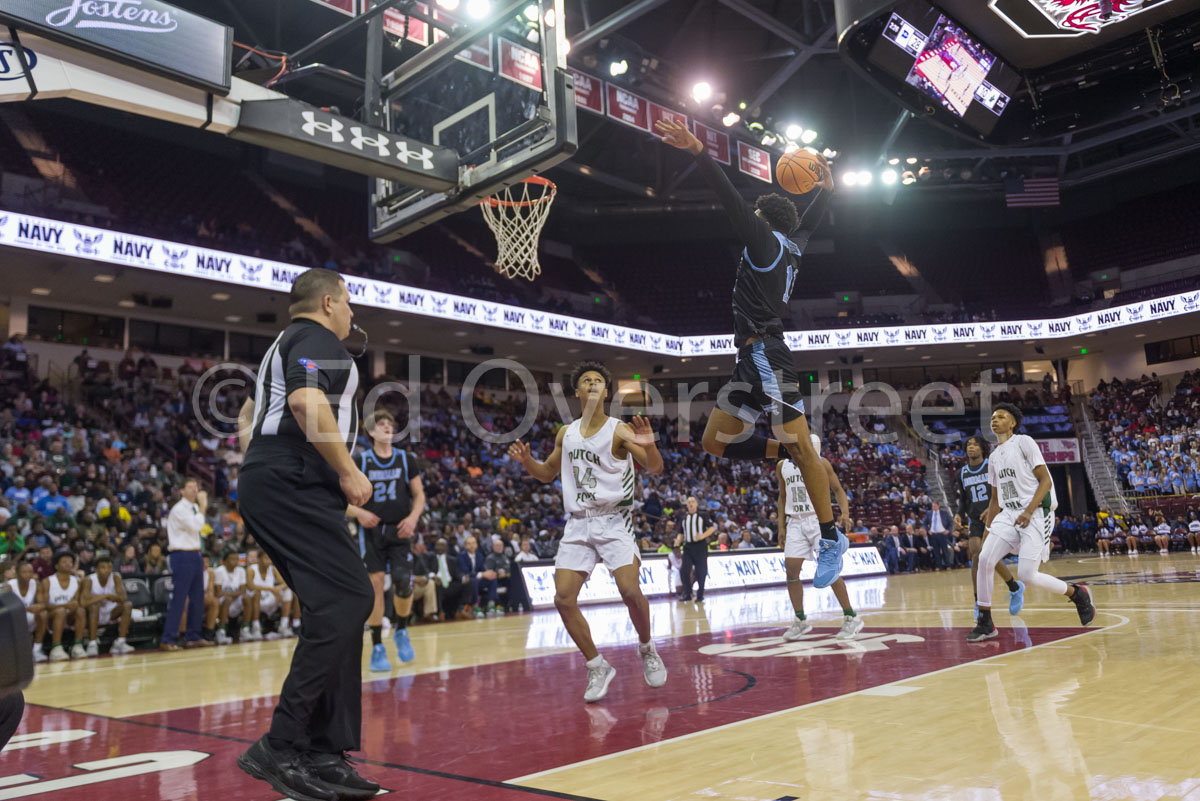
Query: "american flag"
1005 177 1060 208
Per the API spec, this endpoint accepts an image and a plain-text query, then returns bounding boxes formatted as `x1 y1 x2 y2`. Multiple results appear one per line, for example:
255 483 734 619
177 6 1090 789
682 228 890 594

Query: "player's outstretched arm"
655 119 775 263
508 425 565 484
615 416 664 474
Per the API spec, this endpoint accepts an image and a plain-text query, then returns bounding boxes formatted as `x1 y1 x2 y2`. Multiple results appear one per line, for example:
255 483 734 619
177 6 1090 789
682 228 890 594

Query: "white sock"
586 654 606 668
638 640 654 654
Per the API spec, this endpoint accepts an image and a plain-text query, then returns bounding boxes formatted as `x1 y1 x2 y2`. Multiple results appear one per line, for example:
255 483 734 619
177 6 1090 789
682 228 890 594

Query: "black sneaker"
309 752 381 801
1071 584 1095 626
237 736 337 801
966 620 997 642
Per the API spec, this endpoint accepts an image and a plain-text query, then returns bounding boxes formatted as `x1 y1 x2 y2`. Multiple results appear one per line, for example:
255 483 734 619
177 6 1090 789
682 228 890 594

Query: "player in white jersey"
8 561 47 663
248 549 294 640
509 361 667 703
81 554 134 656
40 551 86 661
213 550 256 645
969 403 1096 642
778 435 864 641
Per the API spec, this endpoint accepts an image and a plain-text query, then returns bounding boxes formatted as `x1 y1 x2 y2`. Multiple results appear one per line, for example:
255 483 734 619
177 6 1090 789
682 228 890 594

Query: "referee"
675 496 715 601
235 268 378 801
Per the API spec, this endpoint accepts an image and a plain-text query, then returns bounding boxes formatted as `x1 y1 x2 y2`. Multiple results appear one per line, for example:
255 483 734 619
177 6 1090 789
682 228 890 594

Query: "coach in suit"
885 527 917 573
924 502 955 570
235 269 377 801
456 535 488 613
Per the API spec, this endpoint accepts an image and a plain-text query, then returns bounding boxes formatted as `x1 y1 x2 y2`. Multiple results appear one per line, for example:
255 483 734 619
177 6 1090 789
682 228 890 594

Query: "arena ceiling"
167 0 1200 217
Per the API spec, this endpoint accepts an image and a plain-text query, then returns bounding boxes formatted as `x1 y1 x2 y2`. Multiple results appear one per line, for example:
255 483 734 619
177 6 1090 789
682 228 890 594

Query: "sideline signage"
520 547 888 608
0 0 232 93
1 209 1197 357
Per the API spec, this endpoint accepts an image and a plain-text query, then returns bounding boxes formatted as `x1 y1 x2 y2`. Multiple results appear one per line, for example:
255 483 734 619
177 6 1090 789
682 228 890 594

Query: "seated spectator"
1153 515 1172 554
247 549 295 640
141 543 169 575
477 537 512 615
410 540 439 622
430 538 465 619
116 543 141 575
31 544 54 581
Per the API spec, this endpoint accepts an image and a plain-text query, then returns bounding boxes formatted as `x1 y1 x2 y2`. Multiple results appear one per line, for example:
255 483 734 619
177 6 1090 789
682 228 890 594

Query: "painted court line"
507 614 1130 784
856 685 922 697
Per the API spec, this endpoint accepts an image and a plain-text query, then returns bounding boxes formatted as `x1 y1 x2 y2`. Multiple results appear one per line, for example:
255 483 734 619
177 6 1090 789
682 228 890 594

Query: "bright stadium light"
881 168 898 185
905 156 918 165
888 157 901 166
436 0 460 8
761 133 778 147
801 128 818 144
609 59 628 76
722 111 740 127
466 0 490 19
784 142 800 153
562 37 571 54
785 123 803 140
901 170 916 185
842 171 859 186
523 3 538 21
692 81 712 102
856 170 872 185
544 7 556 26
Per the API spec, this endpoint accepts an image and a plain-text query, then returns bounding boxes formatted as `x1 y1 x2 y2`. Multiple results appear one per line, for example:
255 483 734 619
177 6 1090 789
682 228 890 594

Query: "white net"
480 177 556 281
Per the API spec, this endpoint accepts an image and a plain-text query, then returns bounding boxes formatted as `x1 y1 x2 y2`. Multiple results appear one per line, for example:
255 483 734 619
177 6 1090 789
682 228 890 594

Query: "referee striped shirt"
244 318 360 470
681 512 707 544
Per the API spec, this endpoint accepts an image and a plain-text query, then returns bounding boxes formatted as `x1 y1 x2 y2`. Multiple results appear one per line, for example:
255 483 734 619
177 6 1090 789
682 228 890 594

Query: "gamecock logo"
990 0 1171 37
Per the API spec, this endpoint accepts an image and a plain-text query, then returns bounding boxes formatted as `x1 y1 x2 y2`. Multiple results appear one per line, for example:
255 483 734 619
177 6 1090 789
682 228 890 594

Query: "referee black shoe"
237 736 337 801
966 620 997 642
309 752 381 801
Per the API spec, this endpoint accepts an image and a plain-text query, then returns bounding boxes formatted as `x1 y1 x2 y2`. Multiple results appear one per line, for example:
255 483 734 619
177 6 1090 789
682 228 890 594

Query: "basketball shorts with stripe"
988 507 1055 564
554 512 639 575
723 335 805 424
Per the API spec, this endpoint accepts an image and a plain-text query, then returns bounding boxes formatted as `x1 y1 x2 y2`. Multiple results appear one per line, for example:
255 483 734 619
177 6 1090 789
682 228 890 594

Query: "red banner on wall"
738 141 773 183
570 69 604 114
606 84 651 131
649 103 687 131
383 3 429 45
308 0 356 15
499 38 543 91
693 121 731 165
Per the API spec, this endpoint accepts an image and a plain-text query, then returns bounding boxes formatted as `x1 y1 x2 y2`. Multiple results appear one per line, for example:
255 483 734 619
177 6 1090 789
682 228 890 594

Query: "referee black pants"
240 458 374 754
680 542 709 600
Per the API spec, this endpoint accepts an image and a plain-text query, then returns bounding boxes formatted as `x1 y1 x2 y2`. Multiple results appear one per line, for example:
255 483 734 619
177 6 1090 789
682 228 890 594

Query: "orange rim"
483 175 556 208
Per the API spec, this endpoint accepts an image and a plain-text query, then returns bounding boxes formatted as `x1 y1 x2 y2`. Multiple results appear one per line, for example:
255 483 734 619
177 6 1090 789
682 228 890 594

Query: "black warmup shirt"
358 448 420 523
693 149 831 343
244 318 360 490
957 458 992 525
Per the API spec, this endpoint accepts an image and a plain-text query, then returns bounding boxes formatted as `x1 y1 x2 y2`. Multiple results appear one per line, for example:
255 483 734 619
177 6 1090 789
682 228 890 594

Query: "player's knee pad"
390 566 413 599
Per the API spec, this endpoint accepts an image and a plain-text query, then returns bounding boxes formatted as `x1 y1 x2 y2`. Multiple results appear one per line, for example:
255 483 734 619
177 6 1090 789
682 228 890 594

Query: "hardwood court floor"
6 554 1200 801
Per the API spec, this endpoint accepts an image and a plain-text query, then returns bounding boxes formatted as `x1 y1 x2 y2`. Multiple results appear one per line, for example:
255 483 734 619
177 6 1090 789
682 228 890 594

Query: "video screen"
905 16 1000 118
866 1 1018 136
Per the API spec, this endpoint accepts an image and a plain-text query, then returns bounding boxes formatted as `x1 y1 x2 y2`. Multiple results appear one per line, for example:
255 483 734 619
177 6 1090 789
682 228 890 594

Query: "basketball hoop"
480 176 556 281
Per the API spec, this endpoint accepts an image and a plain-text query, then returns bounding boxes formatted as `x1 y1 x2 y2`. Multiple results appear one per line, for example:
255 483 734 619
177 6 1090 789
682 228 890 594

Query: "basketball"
777 150 825 195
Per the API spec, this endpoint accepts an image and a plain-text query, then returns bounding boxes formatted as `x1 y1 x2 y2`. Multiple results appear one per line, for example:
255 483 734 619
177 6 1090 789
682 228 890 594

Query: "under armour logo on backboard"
349 126 389 157
395 141 435 170
301 111 344 143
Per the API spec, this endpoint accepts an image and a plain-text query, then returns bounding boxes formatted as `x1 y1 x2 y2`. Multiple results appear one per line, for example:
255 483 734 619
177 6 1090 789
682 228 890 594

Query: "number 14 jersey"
561 417 634 515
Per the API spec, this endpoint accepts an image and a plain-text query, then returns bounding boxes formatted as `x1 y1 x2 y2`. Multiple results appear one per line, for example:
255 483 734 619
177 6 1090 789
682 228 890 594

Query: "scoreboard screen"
867 0 1019 136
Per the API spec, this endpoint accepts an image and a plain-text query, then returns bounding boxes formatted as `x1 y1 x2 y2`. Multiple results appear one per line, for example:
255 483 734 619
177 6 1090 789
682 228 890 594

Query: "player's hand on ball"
508 440 532 465
342 467 373 507
654 119 703 154
397 517 416 539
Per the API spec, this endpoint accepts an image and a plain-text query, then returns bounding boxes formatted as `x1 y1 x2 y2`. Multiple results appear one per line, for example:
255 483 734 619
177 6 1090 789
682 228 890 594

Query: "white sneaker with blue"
369 643 392 672
813 529 849 588
394 628 415 663
1008 581 1026 615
